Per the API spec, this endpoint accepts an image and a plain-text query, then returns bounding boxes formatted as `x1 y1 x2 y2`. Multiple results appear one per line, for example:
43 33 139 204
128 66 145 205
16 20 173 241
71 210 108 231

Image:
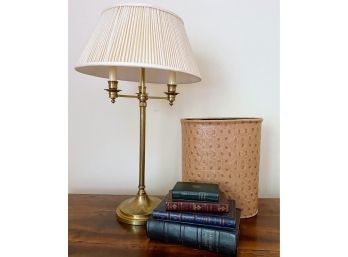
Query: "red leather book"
165 193 229 213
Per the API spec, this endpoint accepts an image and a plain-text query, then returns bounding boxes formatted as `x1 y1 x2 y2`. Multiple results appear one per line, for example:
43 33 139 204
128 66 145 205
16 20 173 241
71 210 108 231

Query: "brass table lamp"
75 3 201 225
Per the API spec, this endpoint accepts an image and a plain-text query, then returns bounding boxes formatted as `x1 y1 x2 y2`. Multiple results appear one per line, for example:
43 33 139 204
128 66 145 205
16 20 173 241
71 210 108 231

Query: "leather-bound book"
172 182 219 202
147 209 241 256
154 194 237 228
166 193 229 213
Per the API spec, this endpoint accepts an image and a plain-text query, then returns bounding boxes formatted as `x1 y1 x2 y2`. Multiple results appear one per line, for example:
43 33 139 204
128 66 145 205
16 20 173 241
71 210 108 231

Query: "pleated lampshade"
75 3 201 84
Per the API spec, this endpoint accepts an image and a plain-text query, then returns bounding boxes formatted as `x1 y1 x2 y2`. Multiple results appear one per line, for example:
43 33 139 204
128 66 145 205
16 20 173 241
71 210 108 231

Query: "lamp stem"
138 68 147 195
114 67 161 225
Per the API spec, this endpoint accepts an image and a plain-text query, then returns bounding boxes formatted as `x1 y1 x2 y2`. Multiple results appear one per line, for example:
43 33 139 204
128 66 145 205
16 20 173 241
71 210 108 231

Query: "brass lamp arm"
105 81 179 105
148 96 168 100
117 94 167 100
117 94 138 99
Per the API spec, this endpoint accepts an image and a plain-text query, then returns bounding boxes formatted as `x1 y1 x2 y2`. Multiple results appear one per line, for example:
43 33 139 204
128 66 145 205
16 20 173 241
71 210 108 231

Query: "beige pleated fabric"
75 4 201 84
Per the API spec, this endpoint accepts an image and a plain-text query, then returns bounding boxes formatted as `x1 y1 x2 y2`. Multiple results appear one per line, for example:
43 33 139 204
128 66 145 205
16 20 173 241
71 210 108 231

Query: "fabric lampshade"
75 3 201 84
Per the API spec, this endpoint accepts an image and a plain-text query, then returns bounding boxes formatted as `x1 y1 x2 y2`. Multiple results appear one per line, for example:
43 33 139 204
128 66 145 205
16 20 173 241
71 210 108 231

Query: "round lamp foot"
116 193 161 225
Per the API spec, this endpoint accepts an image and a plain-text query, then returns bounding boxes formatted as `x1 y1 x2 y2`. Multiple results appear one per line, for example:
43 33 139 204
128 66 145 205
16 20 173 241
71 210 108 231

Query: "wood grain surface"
69 195 279 257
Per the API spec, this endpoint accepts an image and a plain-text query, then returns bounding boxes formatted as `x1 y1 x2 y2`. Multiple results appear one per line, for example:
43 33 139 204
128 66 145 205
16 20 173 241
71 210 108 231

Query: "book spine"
166 201 229 213
172 190 219 202
152 210 236 228
147 218 237 256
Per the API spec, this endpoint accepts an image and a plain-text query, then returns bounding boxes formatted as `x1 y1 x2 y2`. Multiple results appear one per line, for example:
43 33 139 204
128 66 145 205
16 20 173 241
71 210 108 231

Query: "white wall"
69 0 279 197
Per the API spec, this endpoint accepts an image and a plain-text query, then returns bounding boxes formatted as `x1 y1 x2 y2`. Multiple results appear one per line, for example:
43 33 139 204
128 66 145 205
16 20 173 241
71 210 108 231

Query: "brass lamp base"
116 190 161 225
113 69 166 226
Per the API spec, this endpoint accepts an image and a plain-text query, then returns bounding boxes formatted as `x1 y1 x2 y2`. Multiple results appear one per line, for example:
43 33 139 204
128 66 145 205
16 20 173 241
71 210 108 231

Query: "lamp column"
138 68 147 196
115 68 161 225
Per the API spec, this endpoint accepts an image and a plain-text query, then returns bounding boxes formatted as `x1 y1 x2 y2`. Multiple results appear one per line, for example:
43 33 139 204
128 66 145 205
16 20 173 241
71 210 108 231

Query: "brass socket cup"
165 84 179 106
105 81 121 103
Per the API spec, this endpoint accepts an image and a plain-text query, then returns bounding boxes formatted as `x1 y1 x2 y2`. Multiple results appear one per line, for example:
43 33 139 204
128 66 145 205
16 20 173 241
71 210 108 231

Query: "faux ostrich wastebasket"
181 118 263 218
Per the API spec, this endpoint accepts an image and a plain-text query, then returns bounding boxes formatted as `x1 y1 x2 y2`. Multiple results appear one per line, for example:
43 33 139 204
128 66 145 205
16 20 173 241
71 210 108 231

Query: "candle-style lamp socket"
105 81 121 103
165 84 179 106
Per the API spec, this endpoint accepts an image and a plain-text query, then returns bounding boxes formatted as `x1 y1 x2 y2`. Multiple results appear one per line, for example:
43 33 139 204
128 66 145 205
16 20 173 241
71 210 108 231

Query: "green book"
172 182 219 202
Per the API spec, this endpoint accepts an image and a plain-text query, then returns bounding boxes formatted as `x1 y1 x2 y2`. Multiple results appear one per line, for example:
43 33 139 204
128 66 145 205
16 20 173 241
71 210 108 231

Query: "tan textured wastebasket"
181 118 263 218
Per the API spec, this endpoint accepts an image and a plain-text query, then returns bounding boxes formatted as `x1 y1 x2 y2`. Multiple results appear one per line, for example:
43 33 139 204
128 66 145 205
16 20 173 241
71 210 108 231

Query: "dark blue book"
147 209 241 256
172 181 219 202
153 194 237 229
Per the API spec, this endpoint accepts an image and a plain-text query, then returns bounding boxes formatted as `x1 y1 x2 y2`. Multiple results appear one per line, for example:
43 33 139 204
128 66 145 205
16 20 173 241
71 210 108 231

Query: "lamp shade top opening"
75 3 201 84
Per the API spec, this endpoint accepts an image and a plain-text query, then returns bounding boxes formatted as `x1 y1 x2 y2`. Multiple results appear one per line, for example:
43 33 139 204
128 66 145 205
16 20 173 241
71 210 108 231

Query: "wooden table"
69 195 279 257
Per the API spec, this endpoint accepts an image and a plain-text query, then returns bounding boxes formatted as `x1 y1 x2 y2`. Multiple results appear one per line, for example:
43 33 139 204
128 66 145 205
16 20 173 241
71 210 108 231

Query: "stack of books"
147 182 241 256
